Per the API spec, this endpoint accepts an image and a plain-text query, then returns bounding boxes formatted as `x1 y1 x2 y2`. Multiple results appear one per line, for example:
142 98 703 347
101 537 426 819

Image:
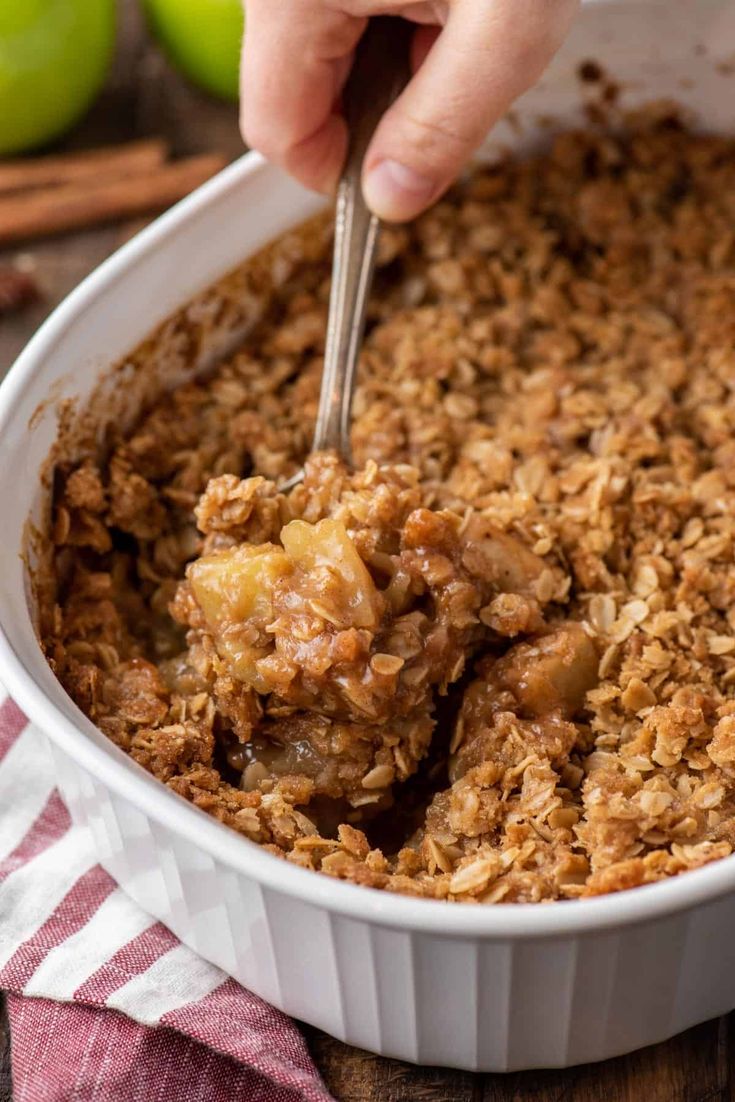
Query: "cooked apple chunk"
280 518 383 631
188 542 292 693
449 623 600 783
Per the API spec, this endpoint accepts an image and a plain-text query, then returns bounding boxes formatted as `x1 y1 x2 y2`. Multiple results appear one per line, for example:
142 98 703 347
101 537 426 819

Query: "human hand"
240 0 578 222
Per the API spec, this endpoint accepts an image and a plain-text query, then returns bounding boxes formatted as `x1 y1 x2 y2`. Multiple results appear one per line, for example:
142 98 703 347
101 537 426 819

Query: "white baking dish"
3 0 735 1071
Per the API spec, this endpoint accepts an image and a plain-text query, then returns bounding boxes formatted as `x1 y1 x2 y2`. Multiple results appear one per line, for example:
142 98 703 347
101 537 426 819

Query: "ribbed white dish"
2 0 735 1070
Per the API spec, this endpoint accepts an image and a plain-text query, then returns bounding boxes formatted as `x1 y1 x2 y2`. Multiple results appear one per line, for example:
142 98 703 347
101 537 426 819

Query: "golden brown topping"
44 113 735 902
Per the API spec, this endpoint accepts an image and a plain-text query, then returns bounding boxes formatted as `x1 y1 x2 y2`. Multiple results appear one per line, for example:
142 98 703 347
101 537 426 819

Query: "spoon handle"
311 16 413 458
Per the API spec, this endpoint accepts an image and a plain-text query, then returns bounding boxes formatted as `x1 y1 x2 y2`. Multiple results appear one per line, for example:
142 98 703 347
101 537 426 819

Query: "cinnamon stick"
0 154 228 245
0 139 169 195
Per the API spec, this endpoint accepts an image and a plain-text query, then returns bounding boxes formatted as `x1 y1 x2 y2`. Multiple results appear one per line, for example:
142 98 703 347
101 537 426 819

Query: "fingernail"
363 159 436 221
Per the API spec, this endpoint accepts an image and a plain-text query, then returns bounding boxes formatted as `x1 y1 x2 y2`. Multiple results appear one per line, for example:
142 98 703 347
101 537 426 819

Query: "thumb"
362 0 578 222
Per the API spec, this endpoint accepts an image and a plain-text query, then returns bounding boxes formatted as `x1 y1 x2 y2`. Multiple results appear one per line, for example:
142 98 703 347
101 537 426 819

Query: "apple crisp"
43 111 735 903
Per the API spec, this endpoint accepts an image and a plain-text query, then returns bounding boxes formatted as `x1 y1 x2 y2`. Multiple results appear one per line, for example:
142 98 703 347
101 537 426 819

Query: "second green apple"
143 0 244 102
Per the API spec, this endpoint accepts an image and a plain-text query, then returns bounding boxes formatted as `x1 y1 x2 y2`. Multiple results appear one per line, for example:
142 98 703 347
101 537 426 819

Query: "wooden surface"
0 4 731 1100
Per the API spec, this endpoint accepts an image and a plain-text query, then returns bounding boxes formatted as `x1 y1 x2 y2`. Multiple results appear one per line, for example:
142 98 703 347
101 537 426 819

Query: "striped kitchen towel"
0 689 335 1102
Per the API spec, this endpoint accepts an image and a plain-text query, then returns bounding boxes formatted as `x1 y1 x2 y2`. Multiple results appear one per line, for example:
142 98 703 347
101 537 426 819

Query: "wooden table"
0 3 732 1099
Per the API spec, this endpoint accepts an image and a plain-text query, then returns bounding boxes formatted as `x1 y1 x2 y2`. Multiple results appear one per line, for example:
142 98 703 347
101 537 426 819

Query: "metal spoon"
281 17 412 491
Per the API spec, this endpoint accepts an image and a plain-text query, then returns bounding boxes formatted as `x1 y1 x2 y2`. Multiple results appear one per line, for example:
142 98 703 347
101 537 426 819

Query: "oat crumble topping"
42 113 735 903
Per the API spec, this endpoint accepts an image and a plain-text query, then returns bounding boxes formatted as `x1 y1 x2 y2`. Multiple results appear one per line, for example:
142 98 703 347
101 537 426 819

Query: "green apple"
0 0 116 156
143 0 243 102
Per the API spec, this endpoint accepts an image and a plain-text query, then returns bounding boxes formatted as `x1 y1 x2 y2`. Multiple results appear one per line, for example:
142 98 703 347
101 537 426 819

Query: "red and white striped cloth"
0 688 336 1102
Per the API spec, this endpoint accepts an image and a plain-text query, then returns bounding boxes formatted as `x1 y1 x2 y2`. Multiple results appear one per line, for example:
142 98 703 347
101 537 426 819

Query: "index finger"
240 1 364 193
